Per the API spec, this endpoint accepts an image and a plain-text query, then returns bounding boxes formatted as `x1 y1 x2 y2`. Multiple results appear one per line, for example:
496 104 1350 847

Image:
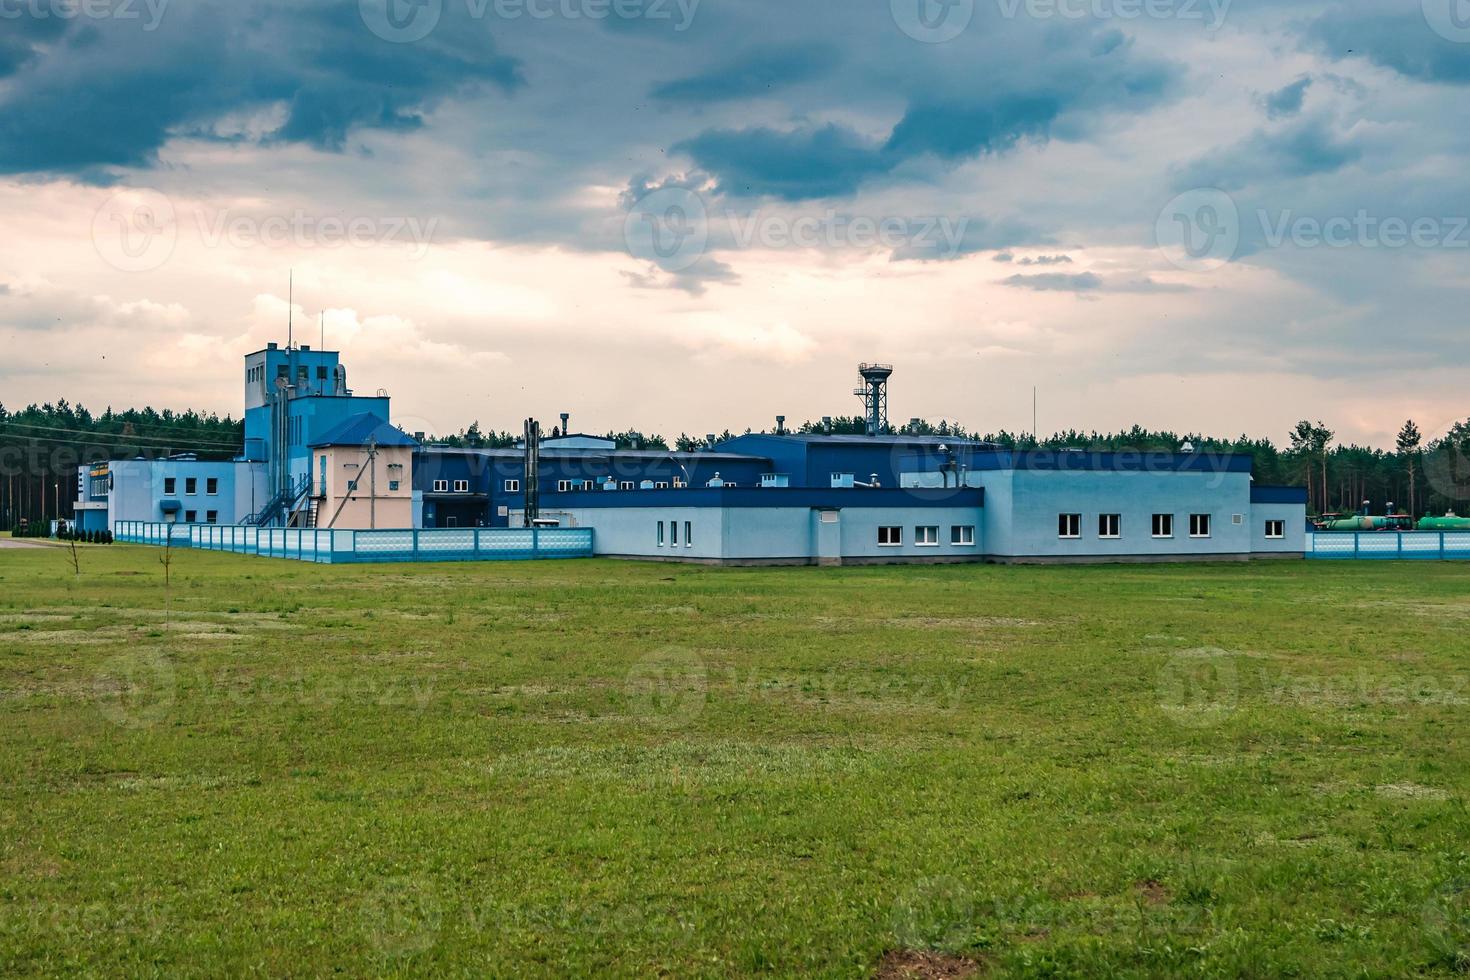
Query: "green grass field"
1 540 1467 977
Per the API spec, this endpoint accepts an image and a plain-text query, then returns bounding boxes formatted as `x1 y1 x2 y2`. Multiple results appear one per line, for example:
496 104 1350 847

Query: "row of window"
1055 514 1286 540
876 525 975 547
162 477 218 495
177 510 219 524
432 480 473 493
656 521 694 548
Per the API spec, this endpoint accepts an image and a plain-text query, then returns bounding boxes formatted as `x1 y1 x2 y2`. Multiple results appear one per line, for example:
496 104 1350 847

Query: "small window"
915 525 939 546
1265 519 1285 539
1099 514 1121 538
831 472 854 487
453 480 469 493
388 481 400 491
878 526 902 546
657 521 665 546
673 479 687 489
1058 514 1081 539
206 477 219 495
557 480 573 492
684 521 692 547
619 481 635 491
655 481 669 489
1153 514 1174 538
433 480 449 492
185 478 197 494
671 520 679 546
206 510 218 524
184 510 197 523
1190 514 1211 538
504 479 520 493
1232 513 1244 526
724 482 736 488
316 366 328 379
951 525 974 546
163 477 176 495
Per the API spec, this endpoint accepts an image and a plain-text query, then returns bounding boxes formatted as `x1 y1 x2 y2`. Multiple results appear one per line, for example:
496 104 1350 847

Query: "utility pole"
369 437 377 529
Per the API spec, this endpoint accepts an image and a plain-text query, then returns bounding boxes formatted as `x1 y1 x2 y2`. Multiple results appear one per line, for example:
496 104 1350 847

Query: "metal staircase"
241 475 311 527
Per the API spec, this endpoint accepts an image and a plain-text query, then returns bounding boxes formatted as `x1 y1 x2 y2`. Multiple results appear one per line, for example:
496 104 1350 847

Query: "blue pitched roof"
309 413 418 449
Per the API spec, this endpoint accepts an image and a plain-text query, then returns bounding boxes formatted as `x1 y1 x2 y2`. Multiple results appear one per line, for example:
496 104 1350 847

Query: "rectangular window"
433 480 448 492
206 477 219 495
1265 519 1286 539
1058 514 1082 538
1190 514 1212 538
316 366 328 379
557 480 573 492
1232 514 1244 526
619 481 635 491
504 479 520 492
831 473 854 487
951 525 975 546
453 480 469 493
915 525 939 546
1099 514 1121 538
654 481 669 489
388 481 400 491
657 521 665 546
673 479 687 488
206 510 218 524
185 477 197 495
184 510 196 523
671 520 679 546
163 477 176 495
1153 514 1174 538
878 526 902 546
684 521 692 547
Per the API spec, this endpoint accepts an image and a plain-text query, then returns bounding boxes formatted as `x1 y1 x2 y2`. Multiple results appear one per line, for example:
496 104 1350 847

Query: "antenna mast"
287 270 294 349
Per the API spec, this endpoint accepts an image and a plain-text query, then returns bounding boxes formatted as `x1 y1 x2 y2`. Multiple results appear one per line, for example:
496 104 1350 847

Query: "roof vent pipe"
775 415 786 435
560 412 570 434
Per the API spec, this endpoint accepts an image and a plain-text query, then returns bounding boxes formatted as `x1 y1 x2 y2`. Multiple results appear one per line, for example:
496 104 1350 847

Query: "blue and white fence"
1308 531 1470 560
113 522 594 564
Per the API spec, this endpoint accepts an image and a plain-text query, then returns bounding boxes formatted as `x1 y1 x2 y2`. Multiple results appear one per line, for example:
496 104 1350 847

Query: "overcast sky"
1 0 1467 447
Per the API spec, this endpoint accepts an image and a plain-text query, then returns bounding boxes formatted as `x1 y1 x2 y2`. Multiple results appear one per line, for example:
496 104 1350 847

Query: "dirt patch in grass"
873 950 983 979
1136 880 1171 905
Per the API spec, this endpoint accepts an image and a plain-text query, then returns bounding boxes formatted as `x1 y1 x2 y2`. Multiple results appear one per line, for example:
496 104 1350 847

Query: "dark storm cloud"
673 25 1179 201
1263 77 1312 119
650 42 839 102
1309 5 1470 85
0 1 521 176
1173 114 1364 192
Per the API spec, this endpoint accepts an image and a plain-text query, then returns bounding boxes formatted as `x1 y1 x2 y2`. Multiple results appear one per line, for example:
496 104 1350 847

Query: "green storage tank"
1416 515 1470 531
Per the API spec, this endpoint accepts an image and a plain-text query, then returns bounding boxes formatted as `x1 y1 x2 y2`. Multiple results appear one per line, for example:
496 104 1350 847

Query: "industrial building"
76 345 1309 565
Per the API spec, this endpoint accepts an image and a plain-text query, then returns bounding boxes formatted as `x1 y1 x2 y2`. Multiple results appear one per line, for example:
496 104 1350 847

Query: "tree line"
0 401 242 530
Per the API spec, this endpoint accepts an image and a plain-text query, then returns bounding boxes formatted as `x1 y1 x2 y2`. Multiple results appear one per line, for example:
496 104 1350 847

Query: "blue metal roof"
1251 485 1309 504
547 486 984 509
309 413 419 449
